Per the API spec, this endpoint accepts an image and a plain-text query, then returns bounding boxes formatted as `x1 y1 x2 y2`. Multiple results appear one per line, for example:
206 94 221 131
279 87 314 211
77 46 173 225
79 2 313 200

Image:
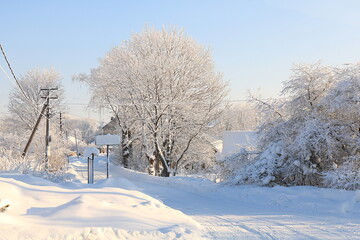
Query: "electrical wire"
0 44 51 119
0 44 32 104
1 62 48 117
0 64 14 85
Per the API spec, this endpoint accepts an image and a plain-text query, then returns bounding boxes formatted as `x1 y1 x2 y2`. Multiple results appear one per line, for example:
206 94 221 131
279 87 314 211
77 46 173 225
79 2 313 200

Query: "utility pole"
59 112 63 136
74 130 79 158
22 103 48 157
40 87 58 169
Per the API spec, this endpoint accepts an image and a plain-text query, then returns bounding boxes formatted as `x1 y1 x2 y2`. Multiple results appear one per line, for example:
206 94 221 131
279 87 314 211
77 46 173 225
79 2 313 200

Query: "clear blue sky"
1 0 360 120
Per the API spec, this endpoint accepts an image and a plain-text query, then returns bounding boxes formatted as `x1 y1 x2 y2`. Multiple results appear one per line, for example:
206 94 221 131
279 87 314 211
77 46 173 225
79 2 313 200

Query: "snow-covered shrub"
223 62 360 189
0 120 69 176
47 140 70 172
217 147 258 183
0 129 68 175
324 155 360 190
0 145 41 174
0 129 36 173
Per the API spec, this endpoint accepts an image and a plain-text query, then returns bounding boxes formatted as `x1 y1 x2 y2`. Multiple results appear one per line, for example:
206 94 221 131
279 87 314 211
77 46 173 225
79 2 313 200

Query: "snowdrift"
0 173 203 240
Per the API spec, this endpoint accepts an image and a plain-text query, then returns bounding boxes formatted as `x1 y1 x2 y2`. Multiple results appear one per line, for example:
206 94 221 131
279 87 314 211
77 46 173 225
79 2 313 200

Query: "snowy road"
111 163 360 240
0 156 359 239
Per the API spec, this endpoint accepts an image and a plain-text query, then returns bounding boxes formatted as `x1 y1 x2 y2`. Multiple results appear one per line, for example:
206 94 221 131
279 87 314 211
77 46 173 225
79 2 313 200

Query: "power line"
0 44 49 119
0 44 29 103
0 63 49 118
0 63 19 91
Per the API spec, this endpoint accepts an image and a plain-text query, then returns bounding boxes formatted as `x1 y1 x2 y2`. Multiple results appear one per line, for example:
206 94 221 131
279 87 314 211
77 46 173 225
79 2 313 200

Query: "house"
100 117 122 154
102 117 118 135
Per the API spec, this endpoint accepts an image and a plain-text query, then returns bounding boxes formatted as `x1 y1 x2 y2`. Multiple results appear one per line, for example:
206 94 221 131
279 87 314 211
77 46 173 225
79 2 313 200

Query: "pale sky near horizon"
1 0 360 121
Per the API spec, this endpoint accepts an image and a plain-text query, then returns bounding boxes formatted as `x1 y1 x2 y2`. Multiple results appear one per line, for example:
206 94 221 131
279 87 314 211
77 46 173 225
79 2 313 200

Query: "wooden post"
22 103 47 157
106 145 109 179
74 131 79 158
88 153 94 184
40 87 58 169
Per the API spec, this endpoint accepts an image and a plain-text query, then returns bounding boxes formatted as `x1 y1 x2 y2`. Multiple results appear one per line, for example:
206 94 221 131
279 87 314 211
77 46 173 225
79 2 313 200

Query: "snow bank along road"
0 156 359 239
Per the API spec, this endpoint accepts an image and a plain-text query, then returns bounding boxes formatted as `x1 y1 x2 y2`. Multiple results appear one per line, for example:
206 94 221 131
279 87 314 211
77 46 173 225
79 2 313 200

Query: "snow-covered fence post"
106 145 109 179
84 147 100 184
88 153 94 184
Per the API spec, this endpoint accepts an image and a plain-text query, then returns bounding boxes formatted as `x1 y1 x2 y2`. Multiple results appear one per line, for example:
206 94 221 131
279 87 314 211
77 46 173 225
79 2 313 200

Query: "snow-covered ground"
0 156 359 239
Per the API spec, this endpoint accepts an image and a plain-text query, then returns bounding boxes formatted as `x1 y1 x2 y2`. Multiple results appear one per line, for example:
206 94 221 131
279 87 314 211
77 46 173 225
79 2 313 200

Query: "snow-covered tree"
222 62 360 189
7 68 65 131
218 102 259 132
77 27 228 176
63 114 100 144
3 68 68 172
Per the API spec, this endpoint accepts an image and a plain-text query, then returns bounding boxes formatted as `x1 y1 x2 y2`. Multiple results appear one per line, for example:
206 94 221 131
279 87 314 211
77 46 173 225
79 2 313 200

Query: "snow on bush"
0 122 69 180
221 62 360 189
217 148 257 183
219 142 285 186
324 155 360 190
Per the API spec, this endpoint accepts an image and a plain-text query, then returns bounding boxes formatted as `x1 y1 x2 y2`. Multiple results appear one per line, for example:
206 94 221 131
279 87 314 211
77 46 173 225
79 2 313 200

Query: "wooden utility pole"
59 112 63 136
22 103 48 157
74 130 79 158
40 87 58 169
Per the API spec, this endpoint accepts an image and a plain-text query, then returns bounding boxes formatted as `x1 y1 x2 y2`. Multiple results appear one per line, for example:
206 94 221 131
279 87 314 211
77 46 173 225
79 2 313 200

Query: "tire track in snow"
72 164 360 239
196 215 277 240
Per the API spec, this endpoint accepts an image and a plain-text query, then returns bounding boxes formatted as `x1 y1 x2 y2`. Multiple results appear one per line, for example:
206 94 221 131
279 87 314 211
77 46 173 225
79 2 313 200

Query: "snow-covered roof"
221 131 257 157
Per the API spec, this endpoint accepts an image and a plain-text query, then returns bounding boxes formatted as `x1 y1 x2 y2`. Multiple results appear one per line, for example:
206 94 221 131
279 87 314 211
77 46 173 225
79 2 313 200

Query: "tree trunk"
153 148 170 177
121 130 132 168
121 143 129 168
154 157 161 176
160 164 170 177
